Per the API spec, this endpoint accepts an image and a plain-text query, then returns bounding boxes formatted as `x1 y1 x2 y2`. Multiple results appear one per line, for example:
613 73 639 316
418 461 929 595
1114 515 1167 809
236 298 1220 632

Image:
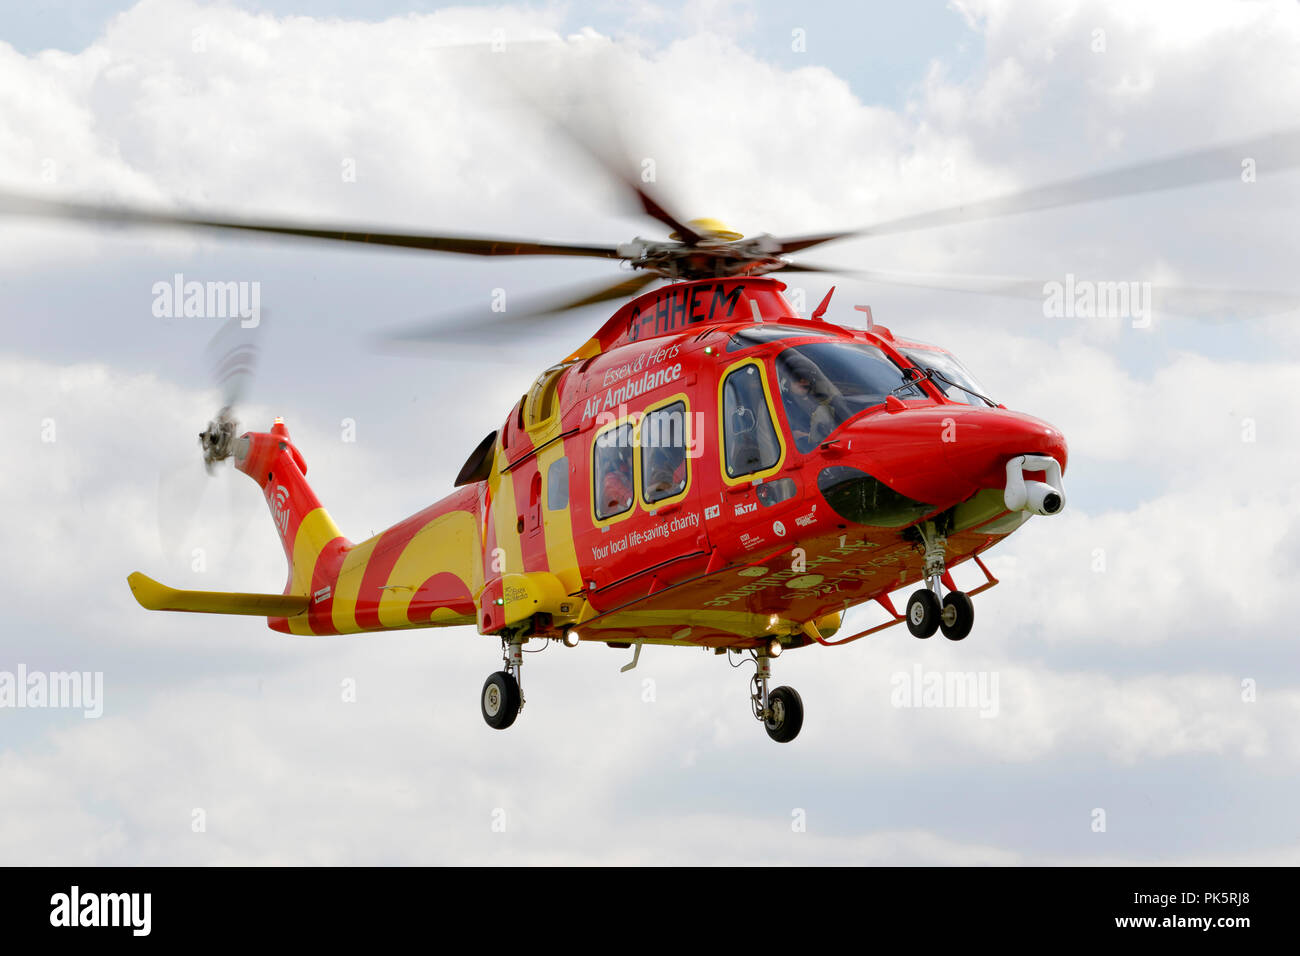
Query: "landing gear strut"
481 636 525 730
749 651 804 743
906 522 975 641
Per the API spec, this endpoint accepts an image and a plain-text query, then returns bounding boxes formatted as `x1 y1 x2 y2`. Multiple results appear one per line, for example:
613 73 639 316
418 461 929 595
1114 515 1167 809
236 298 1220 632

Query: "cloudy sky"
2 0 1298 864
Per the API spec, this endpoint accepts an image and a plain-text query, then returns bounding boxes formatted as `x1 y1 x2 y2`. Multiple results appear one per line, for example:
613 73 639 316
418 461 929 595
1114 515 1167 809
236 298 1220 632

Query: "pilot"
783 360 837 447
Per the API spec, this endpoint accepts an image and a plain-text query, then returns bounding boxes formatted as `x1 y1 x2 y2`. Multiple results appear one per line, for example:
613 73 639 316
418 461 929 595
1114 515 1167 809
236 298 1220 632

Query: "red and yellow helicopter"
7 118 1296 742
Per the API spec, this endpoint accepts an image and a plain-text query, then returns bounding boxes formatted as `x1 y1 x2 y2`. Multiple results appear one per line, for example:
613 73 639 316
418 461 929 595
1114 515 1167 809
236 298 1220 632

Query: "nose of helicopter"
831 405 1067 509
941 407 1068 492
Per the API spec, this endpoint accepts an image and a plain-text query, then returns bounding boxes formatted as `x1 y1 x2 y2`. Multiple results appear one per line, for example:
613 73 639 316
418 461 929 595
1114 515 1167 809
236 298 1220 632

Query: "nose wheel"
939 591 974 641
906 589 942 638
907 522 976 641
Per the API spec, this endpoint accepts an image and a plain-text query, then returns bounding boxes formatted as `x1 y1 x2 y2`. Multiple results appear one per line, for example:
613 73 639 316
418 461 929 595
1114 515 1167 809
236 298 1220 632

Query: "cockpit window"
900 348 996 407
775 342 925 452
722 363 782 478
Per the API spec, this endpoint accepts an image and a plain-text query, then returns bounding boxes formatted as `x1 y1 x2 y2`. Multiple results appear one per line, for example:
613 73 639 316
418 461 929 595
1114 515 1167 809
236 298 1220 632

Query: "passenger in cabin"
601 446 634 516
646 445 686 500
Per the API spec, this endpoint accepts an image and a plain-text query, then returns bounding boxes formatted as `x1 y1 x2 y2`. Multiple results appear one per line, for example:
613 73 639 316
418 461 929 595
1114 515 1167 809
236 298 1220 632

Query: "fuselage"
259 276 1067 649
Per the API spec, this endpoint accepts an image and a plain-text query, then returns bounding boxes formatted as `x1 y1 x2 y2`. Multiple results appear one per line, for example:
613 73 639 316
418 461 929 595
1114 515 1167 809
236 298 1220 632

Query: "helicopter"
5 114 1297 743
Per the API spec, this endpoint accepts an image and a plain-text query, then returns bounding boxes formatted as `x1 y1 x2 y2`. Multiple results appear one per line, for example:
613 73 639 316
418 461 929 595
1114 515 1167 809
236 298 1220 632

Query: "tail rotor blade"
205 317 264 412
156 456 208 561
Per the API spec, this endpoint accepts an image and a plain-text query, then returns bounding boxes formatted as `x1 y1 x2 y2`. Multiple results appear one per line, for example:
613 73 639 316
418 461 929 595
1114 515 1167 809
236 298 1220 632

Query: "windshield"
727 324 828 352
775 342 925 452
900 347 995 407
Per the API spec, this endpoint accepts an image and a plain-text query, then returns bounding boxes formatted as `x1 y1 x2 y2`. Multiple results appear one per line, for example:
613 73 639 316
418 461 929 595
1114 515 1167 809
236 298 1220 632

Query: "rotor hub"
199 408 239 472
668 217 743 243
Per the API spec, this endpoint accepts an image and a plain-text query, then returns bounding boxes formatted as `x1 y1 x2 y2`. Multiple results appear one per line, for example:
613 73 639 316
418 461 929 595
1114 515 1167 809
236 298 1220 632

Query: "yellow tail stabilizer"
127 572 309 617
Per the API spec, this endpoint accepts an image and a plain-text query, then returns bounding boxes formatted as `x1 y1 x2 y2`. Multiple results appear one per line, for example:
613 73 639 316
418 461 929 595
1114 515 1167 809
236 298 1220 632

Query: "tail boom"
129 419 486 636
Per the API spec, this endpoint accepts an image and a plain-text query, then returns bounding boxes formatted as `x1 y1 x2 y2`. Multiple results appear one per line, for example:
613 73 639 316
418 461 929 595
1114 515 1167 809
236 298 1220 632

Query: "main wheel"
906 589 941 639
765 685 804 743
940 591 974 641
481 671 521 730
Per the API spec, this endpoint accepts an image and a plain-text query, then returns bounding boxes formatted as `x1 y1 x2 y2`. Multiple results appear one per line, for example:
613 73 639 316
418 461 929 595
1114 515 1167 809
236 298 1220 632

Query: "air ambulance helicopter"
5 113 1297 742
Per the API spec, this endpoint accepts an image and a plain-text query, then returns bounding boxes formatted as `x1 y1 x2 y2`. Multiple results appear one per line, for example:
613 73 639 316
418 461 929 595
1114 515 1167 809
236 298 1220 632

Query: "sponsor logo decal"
794 505 818 528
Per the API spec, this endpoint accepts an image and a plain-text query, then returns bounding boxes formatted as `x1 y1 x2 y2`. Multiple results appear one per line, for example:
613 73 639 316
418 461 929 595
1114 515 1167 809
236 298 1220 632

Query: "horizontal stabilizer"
127 572 309 617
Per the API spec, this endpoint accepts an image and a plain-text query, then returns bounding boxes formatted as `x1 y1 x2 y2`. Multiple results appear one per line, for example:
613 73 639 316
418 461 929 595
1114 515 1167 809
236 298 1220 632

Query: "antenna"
854 304 874 330
810 286 835 321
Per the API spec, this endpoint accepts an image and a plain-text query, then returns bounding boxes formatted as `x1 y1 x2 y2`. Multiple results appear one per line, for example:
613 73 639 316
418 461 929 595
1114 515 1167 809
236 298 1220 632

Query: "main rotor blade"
776 262 843 273
841 127 1300 241
381 271 660 346
491 53 705 245
536 111 704 244
767 231 861 255
788 262 1300 320
633 187 703 245
0 190 623 260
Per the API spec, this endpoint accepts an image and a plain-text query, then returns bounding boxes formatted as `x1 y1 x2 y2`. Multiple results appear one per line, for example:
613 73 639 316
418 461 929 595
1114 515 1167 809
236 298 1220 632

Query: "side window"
641 401 688 504
546 457 569 511
593 424 634 520
722 363 781 478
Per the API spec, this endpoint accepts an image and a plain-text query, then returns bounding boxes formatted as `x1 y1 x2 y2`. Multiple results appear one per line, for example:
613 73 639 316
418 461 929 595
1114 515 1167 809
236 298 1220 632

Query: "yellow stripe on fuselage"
377 510 480 628
488 463 524 583
330 535 381 634
287 508 344 635
536 441 582 594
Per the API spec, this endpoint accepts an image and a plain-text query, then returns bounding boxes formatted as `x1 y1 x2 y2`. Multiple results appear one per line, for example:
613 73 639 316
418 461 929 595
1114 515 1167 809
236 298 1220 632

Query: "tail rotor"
157 319 265 562
198 318 261 471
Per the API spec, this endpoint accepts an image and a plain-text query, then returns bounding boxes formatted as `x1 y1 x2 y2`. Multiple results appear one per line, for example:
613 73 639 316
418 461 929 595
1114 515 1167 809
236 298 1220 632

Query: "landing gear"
481 671 520 729
908 521 976 642
481 636 525 730
749 652 804 743
906 589 941 638
765 686 804 743
940 591 974 641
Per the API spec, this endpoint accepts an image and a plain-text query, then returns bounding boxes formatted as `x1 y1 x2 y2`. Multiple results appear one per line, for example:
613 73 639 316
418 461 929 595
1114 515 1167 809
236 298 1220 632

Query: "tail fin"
235 420 351 622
